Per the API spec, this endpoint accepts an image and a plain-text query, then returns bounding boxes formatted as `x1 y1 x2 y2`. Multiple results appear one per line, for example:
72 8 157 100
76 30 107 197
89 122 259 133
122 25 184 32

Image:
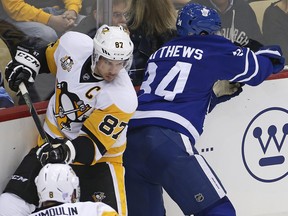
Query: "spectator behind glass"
172 0 190 10
72 0 128 38
30 163 118 216
190 0 264 50
127 0 177 87
0 0 82 45
0 71 13 108
263 0 288 65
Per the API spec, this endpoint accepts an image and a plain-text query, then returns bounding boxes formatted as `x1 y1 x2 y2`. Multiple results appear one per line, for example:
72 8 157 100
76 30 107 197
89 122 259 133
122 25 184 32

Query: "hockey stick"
18 82 51 146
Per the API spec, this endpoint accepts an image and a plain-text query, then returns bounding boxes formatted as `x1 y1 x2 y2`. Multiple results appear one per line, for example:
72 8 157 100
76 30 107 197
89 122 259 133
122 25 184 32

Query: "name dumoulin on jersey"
39 31 138 165
30 201 118 216
129 34 276 144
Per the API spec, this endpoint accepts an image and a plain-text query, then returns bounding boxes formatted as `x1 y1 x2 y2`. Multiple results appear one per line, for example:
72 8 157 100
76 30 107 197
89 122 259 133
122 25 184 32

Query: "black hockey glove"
255 45 285 74
5 45 41 92
234 38 263 52
36 139 76 166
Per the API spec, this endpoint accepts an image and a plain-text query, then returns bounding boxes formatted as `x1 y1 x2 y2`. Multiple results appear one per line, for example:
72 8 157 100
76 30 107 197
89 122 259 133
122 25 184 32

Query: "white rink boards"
164 77 288 216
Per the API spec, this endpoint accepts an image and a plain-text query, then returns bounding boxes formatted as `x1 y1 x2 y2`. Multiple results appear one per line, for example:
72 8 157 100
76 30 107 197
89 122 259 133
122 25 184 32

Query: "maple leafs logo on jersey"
60 55 74 72
201 8 210 17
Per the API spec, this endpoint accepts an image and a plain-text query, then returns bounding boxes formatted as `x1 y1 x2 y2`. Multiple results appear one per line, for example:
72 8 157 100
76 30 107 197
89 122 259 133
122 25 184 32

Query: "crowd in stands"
262 0 288 63
0 0 82 45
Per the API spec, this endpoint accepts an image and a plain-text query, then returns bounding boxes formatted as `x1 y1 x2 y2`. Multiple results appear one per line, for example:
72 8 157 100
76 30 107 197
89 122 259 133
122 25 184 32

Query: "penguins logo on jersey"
54 81 91 131
60 55 74 72
92 192 106 202
194 193 204 202
101 26 110 34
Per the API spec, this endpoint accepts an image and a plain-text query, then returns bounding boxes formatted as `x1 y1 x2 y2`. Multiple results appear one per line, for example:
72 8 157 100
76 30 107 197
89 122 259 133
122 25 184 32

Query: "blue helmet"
176 3 221 36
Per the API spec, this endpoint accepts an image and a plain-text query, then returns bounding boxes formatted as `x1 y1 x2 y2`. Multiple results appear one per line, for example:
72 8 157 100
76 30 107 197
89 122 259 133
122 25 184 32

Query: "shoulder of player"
58 31 93 49
101 71 138 113
111 70 137 94
55 32 93 66
117 69 134 83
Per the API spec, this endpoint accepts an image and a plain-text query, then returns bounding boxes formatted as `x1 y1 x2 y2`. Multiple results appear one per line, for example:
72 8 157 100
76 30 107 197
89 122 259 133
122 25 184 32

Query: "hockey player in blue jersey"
123 3 285 216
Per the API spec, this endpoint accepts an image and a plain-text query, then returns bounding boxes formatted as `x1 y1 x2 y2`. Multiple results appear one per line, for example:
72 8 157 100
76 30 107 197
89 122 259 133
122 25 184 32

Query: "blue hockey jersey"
128 34 278 144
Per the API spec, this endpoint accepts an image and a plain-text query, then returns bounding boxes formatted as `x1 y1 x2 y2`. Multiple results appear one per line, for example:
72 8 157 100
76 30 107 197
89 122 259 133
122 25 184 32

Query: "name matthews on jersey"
149 45 203 60
33 206 78 216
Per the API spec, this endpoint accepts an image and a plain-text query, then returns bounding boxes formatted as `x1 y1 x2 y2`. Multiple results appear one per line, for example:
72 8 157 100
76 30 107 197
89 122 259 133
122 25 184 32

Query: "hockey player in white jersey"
30 163 118 216
0 25 137 216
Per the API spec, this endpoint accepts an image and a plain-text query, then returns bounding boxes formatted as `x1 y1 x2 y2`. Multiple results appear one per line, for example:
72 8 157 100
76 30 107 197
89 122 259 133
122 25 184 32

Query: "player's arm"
37 106 135 166
233 45 284 86
209 44 283 112
254 45 285 74
216 38 263 97
73 106 134 165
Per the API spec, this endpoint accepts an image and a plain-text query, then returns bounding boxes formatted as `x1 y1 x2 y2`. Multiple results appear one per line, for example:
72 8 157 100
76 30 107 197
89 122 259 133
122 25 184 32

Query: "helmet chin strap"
91 67 103 80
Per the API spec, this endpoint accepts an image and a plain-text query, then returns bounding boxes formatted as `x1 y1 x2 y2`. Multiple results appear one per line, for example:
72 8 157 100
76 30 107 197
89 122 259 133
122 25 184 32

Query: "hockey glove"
212 80 242 97
5 45 41 92
208 80 244 113
36 139 76 166
255 45 285 74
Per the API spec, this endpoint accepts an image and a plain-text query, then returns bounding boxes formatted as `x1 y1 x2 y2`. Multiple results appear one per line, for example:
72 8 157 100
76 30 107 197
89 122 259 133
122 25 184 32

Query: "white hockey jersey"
38 31 138 165
30 201 118 216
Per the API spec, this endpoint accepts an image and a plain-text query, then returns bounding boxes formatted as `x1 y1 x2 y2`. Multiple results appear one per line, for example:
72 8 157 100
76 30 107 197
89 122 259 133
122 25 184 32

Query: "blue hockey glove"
255 45 285 74
36 139 76 166
5 45 41 92
0 87 14 108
